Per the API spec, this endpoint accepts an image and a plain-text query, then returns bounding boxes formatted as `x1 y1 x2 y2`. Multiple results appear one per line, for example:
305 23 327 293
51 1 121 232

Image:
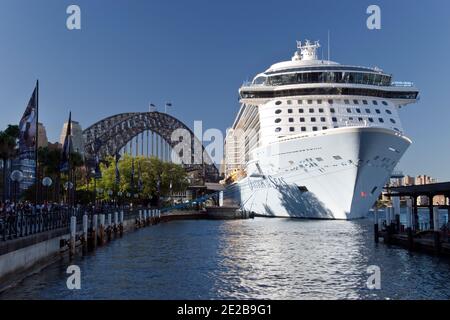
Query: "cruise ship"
221 40 419 220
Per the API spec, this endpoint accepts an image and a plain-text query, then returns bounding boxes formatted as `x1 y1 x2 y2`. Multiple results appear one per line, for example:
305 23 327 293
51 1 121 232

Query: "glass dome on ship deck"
252 69 392 87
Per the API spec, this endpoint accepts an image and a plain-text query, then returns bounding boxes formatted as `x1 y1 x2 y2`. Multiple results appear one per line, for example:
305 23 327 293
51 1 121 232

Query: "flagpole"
35 80 39 206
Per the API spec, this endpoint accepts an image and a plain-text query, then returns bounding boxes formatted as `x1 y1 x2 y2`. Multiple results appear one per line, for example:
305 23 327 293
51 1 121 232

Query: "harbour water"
1 213 450 300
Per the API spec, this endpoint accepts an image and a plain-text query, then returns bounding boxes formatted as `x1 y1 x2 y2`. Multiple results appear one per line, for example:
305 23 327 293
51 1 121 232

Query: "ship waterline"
224 126 411 219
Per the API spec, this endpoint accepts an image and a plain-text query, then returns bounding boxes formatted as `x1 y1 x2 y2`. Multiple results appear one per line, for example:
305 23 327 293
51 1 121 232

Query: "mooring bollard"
433 207 441 253
374 207 379 243
70 216 76 258
406 199 414 250
92 214 98 248
99 214 105 245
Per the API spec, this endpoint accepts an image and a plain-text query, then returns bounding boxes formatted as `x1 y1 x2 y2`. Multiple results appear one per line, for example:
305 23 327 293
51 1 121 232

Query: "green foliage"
93 155 188 200
0 125 20 160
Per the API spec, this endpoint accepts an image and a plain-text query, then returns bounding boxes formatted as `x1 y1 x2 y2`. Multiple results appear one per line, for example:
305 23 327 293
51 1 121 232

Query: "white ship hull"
223 126 411 220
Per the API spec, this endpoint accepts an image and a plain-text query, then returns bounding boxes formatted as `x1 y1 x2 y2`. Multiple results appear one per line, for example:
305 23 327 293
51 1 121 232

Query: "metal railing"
0 206 145 242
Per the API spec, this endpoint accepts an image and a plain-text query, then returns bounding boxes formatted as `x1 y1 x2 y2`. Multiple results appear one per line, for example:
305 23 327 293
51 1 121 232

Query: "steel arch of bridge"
82 112 219 181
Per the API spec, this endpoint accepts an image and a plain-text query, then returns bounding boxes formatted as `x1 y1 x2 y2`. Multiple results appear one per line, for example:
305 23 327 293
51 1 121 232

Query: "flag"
165 102 172 107
115 153 121 185
60 112 72 172
149 103 156 112
19 86 38 154
130 158 135 189
137 161 143 192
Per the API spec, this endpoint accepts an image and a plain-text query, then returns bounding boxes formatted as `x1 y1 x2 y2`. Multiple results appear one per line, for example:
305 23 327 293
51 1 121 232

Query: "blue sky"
0 0 449 180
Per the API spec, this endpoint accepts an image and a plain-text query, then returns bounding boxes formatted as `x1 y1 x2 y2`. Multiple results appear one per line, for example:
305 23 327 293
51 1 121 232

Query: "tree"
0 125 19 202
92 155 189 203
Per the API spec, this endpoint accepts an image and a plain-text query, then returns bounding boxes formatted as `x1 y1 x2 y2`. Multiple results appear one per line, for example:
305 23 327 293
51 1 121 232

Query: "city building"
59 120 85 156
37 122 48 148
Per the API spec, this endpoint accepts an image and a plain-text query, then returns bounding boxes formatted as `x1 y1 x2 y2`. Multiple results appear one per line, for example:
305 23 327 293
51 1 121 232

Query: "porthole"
379 118 384 123
373 100 378 105
353 100 359 105
319 108 324 113
312 127 318 131
301 127 306 132
299 108 304 113
328 99 334 105
275 101 282 105
356 108 361 113
311 117 316 122
332 117 337 122
322 126 328 130
275 127 282 132
368 118 374 123
288 109 293 114
346 108 352 113
289 118 294 123
275 118 282 123
382 101 388 106
275 109 282 114
287 100 292 105
365 108 371 114
289 127 295 132
386 109 392 115
330 108 335 113
298 100 303 105
320 117 326 122
363 100 368 105
390 118 396 124
300 117 305 122
309 108 314 113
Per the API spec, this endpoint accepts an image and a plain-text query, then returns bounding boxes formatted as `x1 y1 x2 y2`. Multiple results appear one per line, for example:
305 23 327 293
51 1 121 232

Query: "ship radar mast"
292 40 321 61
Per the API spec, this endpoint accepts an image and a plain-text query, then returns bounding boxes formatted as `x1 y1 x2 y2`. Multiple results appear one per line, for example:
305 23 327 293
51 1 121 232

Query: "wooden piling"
82 214 88 254
374 207 379 243
119 210 124 236
99 214 105 245
406 199 414 250
107 213 112 241
92 214 98 248
70 216 76 258
433 207 441 253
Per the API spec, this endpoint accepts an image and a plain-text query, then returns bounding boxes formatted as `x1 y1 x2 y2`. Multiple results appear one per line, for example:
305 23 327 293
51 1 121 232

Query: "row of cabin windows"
275 126 328 133
278 99 389 106
275 107 393 115
274 117 396 125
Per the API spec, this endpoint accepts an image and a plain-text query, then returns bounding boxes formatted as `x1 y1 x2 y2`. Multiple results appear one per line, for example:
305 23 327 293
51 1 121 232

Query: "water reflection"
2 218 450 300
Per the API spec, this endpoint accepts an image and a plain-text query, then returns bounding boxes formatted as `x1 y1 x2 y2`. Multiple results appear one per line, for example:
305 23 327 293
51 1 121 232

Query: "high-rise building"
59 120 85 155
37 122 48 148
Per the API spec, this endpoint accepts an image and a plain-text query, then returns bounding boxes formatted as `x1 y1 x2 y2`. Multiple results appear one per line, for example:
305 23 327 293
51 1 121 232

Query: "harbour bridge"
82 111 220 182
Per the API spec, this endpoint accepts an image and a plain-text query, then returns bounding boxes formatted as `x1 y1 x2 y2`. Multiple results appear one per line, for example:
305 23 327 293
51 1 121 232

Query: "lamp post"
42 177 53 203
64 181 74 209
117 191 123 207
10 170 24 203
